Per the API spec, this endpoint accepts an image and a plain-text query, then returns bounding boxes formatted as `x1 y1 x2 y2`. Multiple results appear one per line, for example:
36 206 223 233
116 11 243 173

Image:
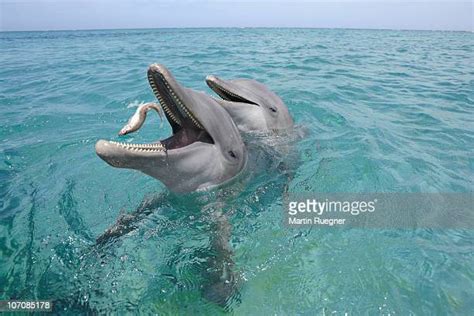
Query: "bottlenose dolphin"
206 75 293 132
96 64 247 193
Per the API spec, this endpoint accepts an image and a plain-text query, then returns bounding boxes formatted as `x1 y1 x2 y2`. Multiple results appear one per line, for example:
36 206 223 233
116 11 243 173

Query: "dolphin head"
96 64 247 193
206 75 293 132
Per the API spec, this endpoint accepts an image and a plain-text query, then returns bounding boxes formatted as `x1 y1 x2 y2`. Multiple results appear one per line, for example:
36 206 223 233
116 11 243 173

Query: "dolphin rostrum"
206 75 293 132
96 64 247 193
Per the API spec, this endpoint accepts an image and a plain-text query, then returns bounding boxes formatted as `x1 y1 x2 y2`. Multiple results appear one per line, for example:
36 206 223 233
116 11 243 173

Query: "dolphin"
95 64 247 193
206 75 293 132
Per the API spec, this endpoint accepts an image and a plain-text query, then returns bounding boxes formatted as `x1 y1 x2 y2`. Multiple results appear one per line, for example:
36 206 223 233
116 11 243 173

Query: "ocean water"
0 28 473 314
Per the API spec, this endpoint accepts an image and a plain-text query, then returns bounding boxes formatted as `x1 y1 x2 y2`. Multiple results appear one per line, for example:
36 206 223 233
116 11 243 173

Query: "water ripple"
0 28 473 313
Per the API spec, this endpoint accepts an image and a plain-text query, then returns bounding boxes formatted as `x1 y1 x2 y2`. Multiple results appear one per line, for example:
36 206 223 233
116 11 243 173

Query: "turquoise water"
1 28 473 314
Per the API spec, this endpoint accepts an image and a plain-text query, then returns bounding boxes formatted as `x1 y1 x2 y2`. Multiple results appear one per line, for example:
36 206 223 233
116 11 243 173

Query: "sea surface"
1 28 473 314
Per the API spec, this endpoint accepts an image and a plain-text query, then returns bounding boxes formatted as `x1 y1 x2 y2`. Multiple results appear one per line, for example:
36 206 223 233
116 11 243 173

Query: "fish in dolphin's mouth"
100 64 214 155
206 75 258 106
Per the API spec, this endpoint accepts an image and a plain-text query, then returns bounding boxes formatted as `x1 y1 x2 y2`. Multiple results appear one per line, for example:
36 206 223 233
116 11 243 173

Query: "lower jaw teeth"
109 141 165 152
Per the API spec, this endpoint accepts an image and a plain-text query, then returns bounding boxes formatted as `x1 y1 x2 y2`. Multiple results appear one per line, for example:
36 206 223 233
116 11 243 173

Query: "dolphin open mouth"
96 64 248 192
206 75 258 106
98 64 213 157
145 64 213 151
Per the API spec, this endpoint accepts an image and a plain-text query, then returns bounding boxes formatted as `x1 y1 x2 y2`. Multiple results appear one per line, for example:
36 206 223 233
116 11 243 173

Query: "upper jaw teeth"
147 73 204 130
109 141 165 152
148 74 182 126
209 81 241 101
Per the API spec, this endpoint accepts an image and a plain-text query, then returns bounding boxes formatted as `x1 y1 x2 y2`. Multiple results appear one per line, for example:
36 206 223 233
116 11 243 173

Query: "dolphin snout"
206 75 216 81
95 140 123 167
95 139 112 160
149 63 169 76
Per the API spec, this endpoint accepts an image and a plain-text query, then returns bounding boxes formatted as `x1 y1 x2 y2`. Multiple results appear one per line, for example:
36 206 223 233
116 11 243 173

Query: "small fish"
118 102 163 136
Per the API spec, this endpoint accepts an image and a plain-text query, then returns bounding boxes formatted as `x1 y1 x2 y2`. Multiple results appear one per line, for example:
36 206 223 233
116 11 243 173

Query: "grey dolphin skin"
95 64 247 193
206 75 293 132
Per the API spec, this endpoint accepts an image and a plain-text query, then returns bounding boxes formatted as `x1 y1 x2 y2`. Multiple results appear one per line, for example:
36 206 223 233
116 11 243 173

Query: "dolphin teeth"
208 80 242 100
148 70 205 130
148 76 182 126
114 141 165 152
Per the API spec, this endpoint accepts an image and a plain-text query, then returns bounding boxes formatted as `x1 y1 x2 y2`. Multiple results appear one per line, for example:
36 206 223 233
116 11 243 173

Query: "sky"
0 0 472 32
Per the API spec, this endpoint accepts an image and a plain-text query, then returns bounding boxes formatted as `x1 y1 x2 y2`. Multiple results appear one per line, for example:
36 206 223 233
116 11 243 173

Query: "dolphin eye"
269 107 277 113
228 151 237 159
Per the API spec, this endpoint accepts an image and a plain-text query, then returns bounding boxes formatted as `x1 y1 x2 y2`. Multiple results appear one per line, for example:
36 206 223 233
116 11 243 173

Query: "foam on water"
0 28 473 314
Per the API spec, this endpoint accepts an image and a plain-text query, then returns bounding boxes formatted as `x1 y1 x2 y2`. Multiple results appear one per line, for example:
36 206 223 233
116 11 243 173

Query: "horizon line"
1 26 472 34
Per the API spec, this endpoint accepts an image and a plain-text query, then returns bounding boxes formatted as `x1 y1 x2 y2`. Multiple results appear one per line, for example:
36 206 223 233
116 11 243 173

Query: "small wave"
1 28 473 314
